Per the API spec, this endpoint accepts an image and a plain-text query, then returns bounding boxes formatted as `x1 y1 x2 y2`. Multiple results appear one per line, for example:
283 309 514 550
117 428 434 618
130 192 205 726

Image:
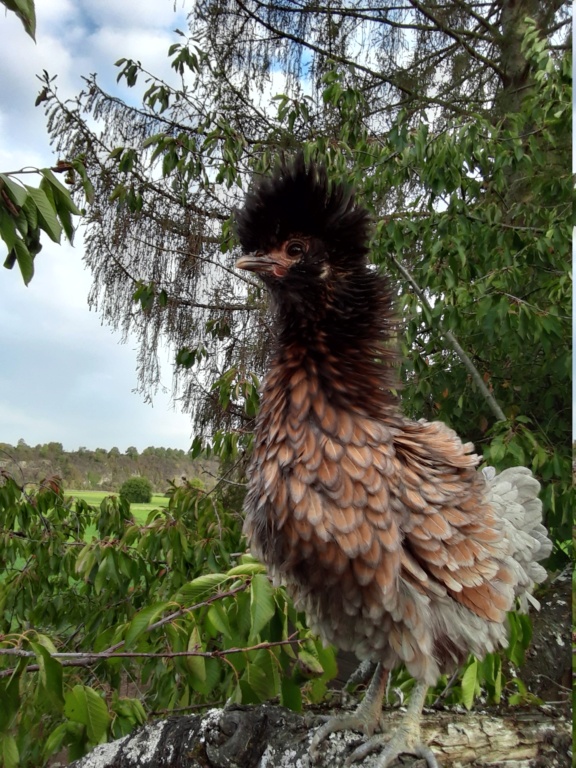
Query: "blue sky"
0 0 194 451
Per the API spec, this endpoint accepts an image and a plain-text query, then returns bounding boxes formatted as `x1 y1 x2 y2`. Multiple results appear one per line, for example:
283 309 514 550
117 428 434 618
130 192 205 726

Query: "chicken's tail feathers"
483 465 552 611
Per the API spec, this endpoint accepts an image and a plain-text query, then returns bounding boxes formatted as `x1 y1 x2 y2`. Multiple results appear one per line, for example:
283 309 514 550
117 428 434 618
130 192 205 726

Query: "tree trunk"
68 703 570 768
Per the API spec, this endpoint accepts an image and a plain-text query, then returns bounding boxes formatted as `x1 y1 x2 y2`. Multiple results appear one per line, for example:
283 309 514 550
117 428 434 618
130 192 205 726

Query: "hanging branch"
390 254 507 423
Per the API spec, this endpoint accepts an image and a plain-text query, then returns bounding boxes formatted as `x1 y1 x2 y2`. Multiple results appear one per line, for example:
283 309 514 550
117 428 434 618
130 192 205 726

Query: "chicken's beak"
235 251 289 278
235 253 269 273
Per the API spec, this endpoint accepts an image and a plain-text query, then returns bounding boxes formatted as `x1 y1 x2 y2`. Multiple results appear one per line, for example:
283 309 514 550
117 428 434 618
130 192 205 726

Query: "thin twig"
389 254 507 422
0 633 300 665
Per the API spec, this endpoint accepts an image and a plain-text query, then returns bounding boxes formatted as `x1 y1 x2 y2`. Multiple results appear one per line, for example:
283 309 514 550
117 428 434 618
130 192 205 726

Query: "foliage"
0 164 84 285
0 2 86 284
0 473 339 766
356 25 573 550
118 476 153 504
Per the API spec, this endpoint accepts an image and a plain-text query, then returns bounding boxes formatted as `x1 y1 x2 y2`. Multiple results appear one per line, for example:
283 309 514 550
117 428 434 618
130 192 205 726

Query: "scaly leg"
309 663 389 760
345 680 440 768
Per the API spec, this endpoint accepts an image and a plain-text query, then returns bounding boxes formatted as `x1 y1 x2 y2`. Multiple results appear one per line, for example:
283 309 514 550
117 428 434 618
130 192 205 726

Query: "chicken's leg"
310 662 389 759
345 679 440 768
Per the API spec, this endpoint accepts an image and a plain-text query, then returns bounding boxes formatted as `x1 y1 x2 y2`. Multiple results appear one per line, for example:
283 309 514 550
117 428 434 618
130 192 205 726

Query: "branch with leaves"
0 163 86 285
389 254 507 423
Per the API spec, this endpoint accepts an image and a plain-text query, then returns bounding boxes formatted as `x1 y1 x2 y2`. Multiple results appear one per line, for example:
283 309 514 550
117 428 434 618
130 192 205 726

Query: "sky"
0 0 197 452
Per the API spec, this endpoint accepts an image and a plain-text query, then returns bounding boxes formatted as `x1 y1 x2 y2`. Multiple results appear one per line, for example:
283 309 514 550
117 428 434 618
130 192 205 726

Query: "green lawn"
68 489 169 525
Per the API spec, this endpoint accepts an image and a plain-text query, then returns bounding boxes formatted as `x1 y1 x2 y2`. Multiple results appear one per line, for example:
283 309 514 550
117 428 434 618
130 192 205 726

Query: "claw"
310 712 379 759
345 730 440 768
309 663 389 759
344 680 441 768
309 670 441 768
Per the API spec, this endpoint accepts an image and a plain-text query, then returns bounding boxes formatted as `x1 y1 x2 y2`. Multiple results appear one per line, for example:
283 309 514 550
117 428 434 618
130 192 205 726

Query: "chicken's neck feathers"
267 267 400 419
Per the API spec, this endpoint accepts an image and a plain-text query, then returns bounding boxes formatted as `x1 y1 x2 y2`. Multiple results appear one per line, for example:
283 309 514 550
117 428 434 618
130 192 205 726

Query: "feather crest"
235 152 372 265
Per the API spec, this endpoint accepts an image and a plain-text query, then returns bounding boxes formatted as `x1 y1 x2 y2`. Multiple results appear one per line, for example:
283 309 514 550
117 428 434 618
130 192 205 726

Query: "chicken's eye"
286 240 306 258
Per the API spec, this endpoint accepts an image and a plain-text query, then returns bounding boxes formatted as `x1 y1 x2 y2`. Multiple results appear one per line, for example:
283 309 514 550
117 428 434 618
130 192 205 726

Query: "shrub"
119 476 153 503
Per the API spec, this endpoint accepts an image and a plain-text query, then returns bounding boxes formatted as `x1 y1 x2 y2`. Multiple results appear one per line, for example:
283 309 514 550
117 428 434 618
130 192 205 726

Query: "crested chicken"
234 154 551 767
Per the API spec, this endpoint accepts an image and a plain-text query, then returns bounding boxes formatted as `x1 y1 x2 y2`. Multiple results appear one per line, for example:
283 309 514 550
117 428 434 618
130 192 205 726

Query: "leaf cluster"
0 168 81 285
0 474 336 766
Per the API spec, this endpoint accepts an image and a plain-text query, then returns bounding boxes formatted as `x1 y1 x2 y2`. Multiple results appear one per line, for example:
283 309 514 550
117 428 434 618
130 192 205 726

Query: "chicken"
234 154 551 767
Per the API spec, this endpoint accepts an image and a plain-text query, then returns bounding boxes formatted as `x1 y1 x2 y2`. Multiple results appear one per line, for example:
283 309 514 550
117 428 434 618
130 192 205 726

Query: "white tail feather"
483 465 552 611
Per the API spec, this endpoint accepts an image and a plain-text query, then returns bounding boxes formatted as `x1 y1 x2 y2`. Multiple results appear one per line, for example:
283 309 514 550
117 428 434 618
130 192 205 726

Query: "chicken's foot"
309 662 389 760
344 680 440 768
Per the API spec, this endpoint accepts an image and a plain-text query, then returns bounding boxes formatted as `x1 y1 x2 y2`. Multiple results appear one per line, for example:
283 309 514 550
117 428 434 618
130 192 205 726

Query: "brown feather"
337 410 355 443
291 377 309 410
323 436 345 462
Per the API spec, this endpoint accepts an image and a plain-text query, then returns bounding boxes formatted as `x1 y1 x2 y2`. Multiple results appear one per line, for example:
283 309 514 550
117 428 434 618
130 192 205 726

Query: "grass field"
68 489 169 525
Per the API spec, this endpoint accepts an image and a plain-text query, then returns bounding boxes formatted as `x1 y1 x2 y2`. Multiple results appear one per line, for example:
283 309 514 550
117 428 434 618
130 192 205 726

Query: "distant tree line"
0 440 215 492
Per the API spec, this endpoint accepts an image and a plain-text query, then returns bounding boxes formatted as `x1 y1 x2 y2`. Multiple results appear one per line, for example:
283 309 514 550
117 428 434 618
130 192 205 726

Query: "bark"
68 703 570 768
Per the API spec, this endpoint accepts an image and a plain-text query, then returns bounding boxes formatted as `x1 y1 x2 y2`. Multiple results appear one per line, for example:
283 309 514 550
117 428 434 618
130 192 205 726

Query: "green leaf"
40 169 81 212
280 677 302 712
245 661 271 701
0 203 18 251
460 658 478 710
43 722 70 760
0 173 28 207
25 185 62 242
125 601 170 647
186 624 206 682
226 562 267 577
30 641 64 709
64 685 110 744
113 697 147 725
297 649 325 678
249 573 275 639
10 238 34 285
0 676 20 731
206 601 232 638
39 172 80 242
94 551 113 594
176 573 228 603
57 204 75 242
0 733 19 768
3 0 36 39
35 632 58 655
70 158 95 204
314 642 338 680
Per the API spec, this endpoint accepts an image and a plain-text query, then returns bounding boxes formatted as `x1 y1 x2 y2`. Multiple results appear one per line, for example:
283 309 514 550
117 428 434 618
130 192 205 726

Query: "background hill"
0 440 216 492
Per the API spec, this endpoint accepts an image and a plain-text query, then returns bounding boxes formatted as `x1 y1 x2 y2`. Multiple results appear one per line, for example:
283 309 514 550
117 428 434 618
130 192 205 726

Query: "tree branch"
407 0 505 78
389 254 507 423
67 705 571 768
0 633 300 678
